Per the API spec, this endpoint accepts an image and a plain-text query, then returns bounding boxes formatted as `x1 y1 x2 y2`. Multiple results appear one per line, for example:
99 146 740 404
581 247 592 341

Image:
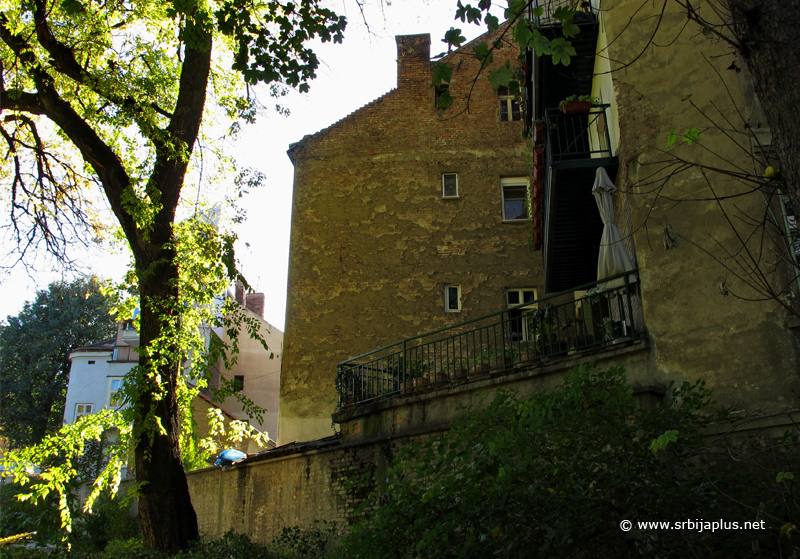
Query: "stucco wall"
598 0 800 413
280 28 541 444
213 309 283 440
64 348 136 424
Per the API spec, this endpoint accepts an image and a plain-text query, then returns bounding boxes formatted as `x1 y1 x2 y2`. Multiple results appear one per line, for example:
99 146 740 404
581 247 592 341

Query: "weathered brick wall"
279 27 541 443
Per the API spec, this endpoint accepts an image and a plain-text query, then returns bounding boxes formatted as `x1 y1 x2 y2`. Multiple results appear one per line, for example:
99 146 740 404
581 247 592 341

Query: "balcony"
528 0 596 29
336 271 643 410
545 105 614 168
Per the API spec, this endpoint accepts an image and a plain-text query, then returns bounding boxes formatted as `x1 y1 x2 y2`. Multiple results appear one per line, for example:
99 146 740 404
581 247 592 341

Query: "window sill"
501 219 529 224
442 196 460 200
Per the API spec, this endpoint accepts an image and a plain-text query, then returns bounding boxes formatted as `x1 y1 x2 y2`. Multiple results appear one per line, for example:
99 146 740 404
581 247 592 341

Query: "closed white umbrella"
592 167 635 289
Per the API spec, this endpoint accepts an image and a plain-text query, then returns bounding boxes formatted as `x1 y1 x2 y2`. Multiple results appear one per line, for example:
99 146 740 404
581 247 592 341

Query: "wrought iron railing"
336 271 643 409
528 0 597 29
545 105 613 166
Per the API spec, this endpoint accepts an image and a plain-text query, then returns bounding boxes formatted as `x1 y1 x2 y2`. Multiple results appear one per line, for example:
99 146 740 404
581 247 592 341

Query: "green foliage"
339 364 799 558
270 522 339 559
549 37 577 66
488 61 514 90
2 0 347 548
558 94 600 110
667 126 703 148
650 429 679 453
71 490 139 553
0 277 117 449
182 407 272 471
0 482 63 546
1 409 131 541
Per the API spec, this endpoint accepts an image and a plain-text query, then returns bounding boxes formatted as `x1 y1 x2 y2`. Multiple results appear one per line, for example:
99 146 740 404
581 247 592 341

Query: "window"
501 177 529 221
88 360 95 365
233 375 245 392
109 378 124 407
498 85 521 122
75 403 93 422
442 173 458 198
435 83 450 109
506 288 538 341
444 285 461 313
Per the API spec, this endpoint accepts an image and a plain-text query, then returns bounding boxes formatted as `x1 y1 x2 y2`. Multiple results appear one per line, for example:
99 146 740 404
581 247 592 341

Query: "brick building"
279 27 539 443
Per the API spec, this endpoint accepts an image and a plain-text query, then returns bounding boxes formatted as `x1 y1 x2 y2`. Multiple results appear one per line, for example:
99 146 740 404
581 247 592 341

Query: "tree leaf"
682 127 701 146
437 89 454 109
667 128 677 149
488 62 513 90
550 38 575 66
431 62 453 87
444 27 467 49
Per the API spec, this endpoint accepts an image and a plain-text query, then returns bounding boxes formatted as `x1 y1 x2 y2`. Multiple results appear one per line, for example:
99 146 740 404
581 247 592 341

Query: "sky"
0 0 493 330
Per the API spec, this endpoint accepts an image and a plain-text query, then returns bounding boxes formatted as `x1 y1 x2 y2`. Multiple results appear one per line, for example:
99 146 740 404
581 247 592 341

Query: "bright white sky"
0 0 493 330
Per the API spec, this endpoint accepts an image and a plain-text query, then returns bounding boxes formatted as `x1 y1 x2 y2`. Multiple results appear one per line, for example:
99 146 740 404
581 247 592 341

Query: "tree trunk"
134 252 199 552
730 0 800 198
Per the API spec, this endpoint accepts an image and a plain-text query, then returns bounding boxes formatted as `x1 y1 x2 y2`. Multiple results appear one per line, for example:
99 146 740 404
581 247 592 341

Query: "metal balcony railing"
528 0 597 29
545 105 613 167
336 271 643 409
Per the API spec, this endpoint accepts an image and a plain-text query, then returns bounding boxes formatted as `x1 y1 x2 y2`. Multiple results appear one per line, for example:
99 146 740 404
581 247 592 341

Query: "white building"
63 288 283 443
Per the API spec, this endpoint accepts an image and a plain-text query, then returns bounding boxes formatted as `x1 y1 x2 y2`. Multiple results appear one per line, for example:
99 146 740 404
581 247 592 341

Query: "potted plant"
470 351 492 376
559 95 600 115
405 358 431 390
448 358 468 380
494 349 513 371
516 340 540 363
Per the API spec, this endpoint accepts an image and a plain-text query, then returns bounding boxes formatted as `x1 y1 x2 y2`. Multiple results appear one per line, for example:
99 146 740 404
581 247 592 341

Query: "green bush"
338 363 799 558
71 490 139 553
270 522 339 558
0 482 63 546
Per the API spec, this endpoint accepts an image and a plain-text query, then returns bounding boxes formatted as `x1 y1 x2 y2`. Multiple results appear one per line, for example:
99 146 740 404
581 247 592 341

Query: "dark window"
445 285 461 313
88 360 95 365
233 375 245 392
435 83 450 108
442 173 459 198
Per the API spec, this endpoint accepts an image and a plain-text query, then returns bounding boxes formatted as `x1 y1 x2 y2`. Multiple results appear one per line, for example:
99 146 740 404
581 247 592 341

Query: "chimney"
245 292 265 319
396 34 431 90
235 281 245 305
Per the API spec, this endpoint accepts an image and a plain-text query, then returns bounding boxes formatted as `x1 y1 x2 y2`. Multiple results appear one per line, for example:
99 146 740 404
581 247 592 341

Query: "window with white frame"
498 85 521 122
506 288 538 341
109 378 124 407
444 284 461 313
442 173 459 198
501 177 529 221
75 403 93 422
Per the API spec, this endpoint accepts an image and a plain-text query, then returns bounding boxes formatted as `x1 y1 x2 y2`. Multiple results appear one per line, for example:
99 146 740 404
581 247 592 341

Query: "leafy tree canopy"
0 277 116 449
0 0 347 551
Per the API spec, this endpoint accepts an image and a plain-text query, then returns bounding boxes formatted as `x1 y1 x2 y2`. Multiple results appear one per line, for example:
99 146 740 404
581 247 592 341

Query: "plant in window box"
559 95 600 115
